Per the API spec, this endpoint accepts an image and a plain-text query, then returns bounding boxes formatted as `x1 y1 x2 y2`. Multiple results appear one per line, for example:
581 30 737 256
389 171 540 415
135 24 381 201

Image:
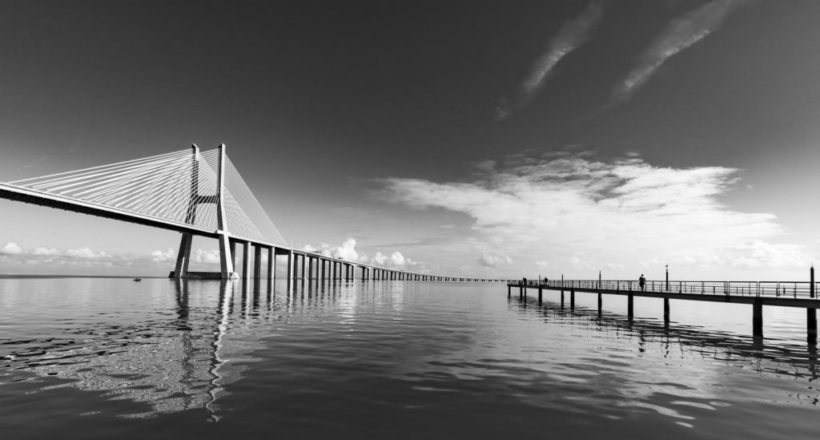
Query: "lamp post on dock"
665 265 669 292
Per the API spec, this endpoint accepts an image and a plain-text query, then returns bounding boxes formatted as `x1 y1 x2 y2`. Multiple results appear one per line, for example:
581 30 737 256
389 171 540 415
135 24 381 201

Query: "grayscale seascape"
2 1 820 438
1 278 818 439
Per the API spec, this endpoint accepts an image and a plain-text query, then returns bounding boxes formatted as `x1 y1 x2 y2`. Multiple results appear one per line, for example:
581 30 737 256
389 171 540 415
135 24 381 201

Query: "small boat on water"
133 277 142 282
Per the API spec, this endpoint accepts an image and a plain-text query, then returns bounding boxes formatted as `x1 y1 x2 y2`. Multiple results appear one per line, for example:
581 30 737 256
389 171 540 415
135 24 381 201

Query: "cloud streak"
611 0 746 104
497 1 604 120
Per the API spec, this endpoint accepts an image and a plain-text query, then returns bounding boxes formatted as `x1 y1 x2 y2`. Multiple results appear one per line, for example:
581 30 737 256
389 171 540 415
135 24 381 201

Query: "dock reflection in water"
1 278 819 439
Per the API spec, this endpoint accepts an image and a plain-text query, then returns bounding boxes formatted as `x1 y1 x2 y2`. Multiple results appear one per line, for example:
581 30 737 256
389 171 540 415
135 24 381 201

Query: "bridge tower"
172 144 237 279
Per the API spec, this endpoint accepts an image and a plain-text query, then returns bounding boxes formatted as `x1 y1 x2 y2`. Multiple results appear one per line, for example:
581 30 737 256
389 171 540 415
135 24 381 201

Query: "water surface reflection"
0 279 818 439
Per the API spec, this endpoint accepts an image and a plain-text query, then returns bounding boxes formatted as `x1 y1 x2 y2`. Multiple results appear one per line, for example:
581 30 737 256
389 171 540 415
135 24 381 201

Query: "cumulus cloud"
151 248 175 262
301 239 416 268
373 252 388 265
303 238 361 261
479 253 513 267
379 151 812 278
0 243 175 272
32 247 60 256
497 1 604 120
390 251 407 266
611 0 746 104
193 249 220 264
0 242 23 255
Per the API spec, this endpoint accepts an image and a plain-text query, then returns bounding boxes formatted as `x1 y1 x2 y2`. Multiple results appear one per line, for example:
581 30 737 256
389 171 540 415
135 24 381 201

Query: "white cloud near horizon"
0 243 188 272
611 0 747 104
379 152 813 279
497 1 604 120
303 238 416 268
479 253 513 267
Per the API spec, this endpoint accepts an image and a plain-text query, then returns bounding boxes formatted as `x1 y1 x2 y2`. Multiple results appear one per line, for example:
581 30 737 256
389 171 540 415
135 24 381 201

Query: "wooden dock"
507 274 820 342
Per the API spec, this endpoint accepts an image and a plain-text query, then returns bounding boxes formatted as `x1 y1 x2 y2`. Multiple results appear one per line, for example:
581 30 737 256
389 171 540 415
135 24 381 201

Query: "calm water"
1 278 819 439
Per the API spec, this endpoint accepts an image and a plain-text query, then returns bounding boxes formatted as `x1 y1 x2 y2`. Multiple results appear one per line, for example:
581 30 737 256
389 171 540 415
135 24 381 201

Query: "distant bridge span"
1 144 498 283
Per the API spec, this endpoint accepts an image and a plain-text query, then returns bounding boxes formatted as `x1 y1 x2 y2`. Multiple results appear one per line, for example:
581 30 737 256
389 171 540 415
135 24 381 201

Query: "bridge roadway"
508 277 820 342
0 181 499 282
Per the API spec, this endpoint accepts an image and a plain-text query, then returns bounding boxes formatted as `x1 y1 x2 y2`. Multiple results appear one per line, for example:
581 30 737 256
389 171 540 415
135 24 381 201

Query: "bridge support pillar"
287 250 294 280
508 284 511 298
538 286 542 304
301 255 307 280
266 247 273 281
753 299 763 337
253 244 262 279
171 232 194 278
560 289 564 308
218 233 237 279
570 289 575 310
240 241 250 279
663 298 670 325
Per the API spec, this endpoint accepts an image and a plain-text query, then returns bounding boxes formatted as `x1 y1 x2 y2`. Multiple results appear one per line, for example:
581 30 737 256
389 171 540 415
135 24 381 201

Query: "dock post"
538 285 542 305
597 292 602 316
560 289 564 308
753 298 763 337
570 289 575 310
810 267 817 344
627 293 634 322
663 297 670 326
508 284 511 298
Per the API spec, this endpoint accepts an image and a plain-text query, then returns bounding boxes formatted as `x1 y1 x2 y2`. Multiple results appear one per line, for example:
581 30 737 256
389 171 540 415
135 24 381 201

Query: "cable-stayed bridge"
0 145 497 282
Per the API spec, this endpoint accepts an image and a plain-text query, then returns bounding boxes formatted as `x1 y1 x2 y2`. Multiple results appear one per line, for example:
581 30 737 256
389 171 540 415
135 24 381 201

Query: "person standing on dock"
639 274 646 291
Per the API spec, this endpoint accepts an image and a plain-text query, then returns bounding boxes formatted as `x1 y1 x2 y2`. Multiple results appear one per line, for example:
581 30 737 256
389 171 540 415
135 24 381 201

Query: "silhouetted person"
639 274 646 291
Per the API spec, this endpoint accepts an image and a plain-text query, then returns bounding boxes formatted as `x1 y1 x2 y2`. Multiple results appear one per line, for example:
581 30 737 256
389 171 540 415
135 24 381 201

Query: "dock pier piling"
753 299 763 337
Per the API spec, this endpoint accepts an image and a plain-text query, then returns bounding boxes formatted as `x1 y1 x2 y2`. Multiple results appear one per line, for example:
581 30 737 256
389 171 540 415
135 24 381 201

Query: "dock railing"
510 279 820 300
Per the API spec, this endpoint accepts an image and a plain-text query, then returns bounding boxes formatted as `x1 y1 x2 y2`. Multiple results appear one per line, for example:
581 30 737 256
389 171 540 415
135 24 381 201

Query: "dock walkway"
507 278 820 341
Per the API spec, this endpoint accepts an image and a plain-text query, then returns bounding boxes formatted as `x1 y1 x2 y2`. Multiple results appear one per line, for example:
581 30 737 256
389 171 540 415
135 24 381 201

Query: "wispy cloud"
378 151 812 279
497 1 604 120
18 154 50 170
611 0 747 104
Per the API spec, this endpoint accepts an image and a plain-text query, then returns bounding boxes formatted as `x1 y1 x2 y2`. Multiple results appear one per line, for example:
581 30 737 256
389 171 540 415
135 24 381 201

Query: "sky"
1 0 820 280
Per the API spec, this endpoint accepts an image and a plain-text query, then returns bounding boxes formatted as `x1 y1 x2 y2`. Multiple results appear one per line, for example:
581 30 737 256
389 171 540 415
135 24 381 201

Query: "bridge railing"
508 279 820 300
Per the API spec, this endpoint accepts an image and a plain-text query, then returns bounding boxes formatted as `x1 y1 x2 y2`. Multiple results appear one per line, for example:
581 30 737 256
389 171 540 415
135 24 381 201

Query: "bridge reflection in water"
0 278 410 420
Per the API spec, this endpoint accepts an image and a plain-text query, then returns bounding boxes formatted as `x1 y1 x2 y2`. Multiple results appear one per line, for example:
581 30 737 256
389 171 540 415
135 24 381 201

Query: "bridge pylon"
171 143 237 279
